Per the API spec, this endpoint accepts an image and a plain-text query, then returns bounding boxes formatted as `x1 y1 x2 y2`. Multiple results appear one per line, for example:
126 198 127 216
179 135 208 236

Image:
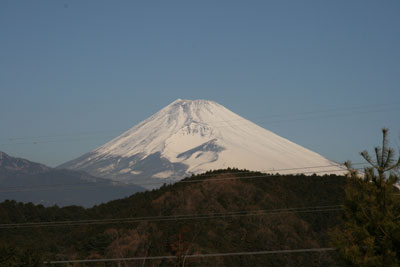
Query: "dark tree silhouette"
331 128 400 266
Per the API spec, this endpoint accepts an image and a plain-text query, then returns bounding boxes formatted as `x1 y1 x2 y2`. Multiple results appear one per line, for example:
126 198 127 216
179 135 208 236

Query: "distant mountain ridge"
0 151 145 207
59 99 345 188
0 151 50 176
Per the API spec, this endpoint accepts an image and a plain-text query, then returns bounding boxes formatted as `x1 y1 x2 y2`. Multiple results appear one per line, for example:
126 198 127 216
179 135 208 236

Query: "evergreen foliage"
331 128 400 266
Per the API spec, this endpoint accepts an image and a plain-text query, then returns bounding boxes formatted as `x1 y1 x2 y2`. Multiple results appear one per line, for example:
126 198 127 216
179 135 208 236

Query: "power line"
0 164 360 193
3 103 393 141
0 205 343 229
1 104 398 146
0 167 358 193
0 135 117 146
185 162 367 178
45 247 336 264
202 103 398 124
214 106 400 129
6 130 123 141
176 168 353 185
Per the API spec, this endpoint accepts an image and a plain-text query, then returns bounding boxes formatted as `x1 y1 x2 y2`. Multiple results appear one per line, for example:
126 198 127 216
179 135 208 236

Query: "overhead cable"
0 165 361 193
45 247 336 264
0 205 343 229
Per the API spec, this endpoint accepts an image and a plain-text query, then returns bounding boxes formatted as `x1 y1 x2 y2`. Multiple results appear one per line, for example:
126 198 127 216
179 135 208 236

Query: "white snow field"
59 99 345 188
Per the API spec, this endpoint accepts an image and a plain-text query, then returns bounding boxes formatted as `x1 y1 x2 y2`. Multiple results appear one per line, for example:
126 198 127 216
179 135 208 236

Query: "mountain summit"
0 151 50 175
59 99 344 188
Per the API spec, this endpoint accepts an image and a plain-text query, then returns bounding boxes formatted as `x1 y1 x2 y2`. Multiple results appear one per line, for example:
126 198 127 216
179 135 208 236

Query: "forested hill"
0 169 346 266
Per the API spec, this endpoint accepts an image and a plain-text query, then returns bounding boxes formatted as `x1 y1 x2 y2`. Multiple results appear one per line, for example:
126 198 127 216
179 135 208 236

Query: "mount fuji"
59 99 345 189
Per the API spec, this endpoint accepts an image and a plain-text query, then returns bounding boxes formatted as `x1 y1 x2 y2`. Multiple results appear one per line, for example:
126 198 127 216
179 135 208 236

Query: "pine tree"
331 128 400 266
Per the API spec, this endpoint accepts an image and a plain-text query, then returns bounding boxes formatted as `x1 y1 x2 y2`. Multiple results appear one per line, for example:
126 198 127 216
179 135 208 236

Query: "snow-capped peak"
59 99 345 188
95 99 228 159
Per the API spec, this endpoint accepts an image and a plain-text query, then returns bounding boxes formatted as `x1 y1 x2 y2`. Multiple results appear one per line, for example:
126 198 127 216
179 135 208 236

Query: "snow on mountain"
59 99 346 188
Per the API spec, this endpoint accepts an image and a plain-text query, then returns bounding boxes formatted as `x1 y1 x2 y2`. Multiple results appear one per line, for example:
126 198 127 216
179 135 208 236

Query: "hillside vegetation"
0 169 346 266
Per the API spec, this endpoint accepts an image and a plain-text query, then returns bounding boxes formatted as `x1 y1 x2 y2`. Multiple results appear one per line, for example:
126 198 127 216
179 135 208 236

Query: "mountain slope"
59 99 345 188
0 151 50 177
0 151 145 207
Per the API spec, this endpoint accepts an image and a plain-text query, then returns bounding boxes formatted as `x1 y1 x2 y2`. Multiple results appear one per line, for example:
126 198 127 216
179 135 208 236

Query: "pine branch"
361 151 378 169
383 148 394 169
387 157 400 171
375 147 383 167
381 128 389 167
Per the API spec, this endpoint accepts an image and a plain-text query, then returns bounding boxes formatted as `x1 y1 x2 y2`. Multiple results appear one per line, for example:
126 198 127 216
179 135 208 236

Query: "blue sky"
1 0 399 167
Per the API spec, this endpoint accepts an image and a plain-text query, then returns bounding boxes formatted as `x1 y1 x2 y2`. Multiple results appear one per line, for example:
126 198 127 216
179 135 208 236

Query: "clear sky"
1 0 399 167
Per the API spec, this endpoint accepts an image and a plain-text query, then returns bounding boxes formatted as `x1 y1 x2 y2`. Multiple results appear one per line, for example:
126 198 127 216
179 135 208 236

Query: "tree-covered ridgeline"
0 170 346 266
